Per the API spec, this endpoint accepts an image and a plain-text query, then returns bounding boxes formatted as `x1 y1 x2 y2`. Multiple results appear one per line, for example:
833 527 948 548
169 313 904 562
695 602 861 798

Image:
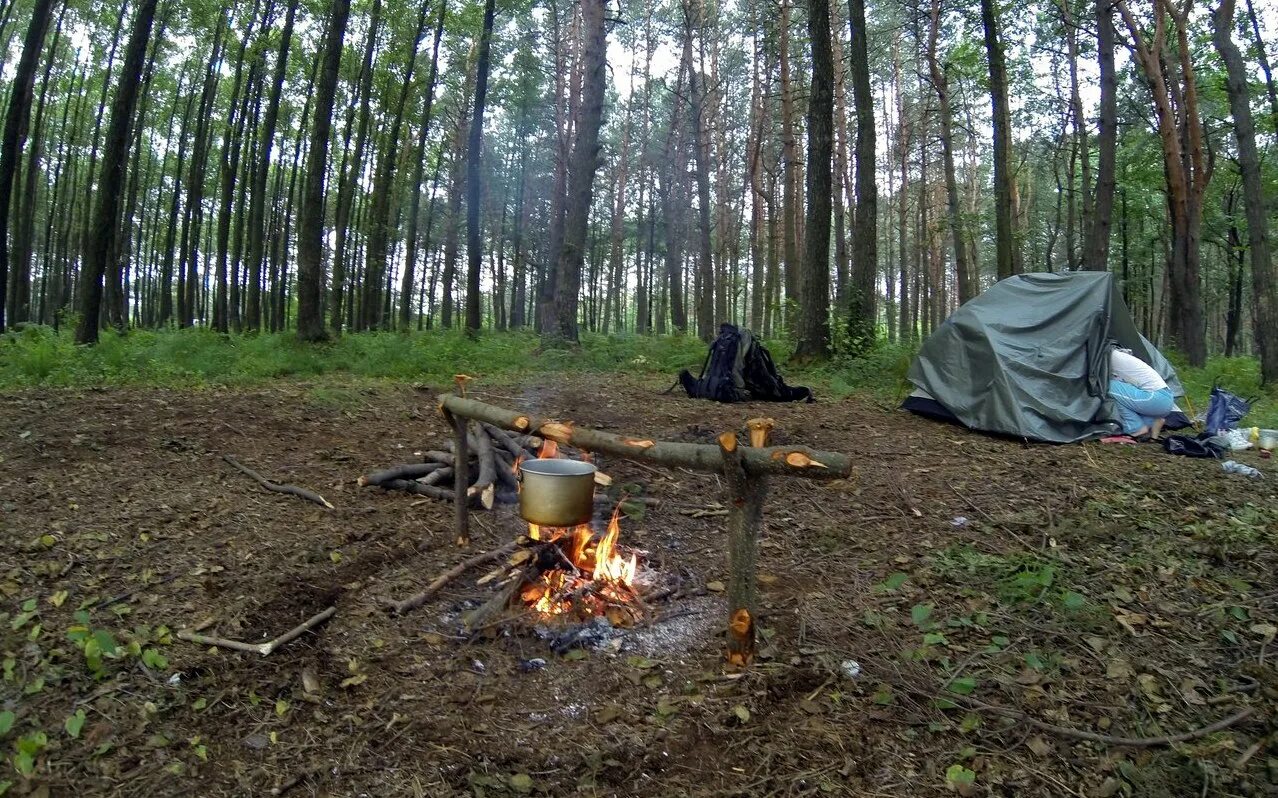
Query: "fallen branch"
177 606 337 656
467 421 497 501
382 478 477 505
388 540 520 614
963 696 1255 747
223 455 334 510
358 463 443 487
481 422 537 460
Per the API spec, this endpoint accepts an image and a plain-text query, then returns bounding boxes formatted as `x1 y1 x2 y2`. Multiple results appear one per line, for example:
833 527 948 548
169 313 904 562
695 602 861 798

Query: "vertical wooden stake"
720 428 768 668
444 408 470 546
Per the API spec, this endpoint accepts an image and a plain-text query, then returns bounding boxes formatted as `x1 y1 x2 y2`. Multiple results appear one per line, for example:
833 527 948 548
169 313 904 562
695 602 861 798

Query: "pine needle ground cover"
1 371 1277 796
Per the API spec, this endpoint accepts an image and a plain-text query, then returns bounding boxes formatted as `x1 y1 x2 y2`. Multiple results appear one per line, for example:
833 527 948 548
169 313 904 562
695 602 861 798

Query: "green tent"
903 272 1185 443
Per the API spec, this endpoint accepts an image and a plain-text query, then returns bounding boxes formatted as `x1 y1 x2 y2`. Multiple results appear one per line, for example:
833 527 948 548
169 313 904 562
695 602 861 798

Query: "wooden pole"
437 394 852 479
721 426 768 668
443 408 470 545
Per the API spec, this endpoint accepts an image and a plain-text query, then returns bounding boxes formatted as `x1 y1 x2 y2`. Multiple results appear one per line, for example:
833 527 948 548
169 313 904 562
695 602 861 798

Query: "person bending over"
1108 348 1174 440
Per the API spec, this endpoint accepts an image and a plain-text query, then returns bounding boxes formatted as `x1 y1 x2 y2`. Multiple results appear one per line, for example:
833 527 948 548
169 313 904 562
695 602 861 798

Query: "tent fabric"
905 272 1184 443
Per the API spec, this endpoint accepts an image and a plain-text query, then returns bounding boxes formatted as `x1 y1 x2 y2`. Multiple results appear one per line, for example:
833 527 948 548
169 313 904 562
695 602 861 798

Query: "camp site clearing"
2 373 1276 797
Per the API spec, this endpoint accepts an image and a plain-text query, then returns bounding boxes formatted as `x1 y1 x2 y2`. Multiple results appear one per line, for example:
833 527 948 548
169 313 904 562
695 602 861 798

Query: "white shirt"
1111 350 1169 392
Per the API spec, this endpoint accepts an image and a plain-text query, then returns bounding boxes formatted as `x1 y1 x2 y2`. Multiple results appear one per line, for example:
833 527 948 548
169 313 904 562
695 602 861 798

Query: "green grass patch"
0 326 715 390
1 326 1274 428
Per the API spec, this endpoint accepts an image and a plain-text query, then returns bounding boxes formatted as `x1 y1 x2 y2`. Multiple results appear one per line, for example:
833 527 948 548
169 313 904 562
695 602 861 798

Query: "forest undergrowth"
2 325 1275 427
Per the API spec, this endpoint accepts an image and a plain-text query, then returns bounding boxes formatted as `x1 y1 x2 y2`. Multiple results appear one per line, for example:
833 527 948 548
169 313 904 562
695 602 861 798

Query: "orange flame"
522 508 639 619
539 439 559 459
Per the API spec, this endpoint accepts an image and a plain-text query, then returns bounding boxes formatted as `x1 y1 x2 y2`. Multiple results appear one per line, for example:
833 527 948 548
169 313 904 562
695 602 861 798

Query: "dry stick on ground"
358 462 444 487
481 421 537 460
176 606 337 656
466 421 497 509
222 455 335 509
382 478 473 504
388 540 520 614
960 695 1256 747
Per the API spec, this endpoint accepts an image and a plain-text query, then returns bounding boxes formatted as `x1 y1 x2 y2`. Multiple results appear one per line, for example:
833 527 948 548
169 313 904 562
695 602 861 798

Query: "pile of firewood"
358 421 607 509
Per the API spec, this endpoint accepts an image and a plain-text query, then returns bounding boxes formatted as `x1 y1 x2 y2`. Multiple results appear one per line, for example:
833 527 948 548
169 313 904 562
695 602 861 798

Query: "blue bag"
1204 386 1252 434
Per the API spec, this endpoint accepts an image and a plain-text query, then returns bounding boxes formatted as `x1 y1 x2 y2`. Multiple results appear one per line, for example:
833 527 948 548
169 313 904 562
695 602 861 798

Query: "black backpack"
678 324 814 403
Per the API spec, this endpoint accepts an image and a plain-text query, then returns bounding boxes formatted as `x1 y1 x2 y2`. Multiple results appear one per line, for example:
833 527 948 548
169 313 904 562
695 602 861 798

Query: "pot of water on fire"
518 458 596 527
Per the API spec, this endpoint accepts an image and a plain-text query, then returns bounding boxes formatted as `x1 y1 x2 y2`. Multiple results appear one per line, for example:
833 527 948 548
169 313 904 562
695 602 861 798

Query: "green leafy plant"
66 611 123 678
12 731 47 776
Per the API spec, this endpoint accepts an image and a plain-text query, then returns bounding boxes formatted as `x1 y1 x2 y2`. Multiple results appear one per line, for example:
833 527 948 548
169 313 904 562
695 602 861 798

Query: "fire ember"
518 509 643 624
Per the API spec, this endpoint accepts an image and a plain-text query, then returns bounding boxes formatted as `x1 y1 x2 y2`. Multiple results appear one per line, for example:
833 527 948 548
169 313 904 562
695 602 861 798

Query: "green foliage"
0 328 712 389
805 338 919 400
1168 353 1278 428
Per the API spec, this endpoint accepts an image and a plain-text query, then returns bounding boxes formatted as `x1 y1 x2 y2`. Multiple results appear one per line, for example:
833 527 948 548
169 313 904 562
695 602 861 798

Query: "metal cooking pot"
518 459 596 527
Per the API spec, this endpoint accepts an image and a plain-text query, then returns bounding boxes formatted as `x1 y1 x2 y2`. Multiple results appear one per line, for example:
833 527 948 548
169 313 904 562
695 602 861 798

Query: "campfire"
508 440 645 624
518 509 641 623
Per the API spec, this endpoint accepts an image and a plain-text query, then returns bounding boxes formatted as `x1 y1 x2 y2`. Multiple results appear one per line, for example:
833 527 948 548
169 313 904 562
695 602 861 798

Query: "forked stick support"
435 394 850 667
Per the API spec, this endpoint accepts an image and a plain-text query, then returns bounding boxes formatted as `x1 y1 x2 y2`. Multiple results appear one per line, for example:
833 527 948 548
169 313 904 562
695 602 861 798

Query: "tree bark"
794 0 834 359
549 0 607 343
75 0 157 344
779 0 800 330
465 0 496 333
980 0 1021 280
1213 0 1278 382
847 0 878 340
179 10 227 329
927 0 976 304
1082 0 1117 271
0 0 55 333
1117 0 1209 365
329 0 380 336
297 0 350 342
684 1 716 342
398 0 446 331
365 2 429 332
243 0 297 333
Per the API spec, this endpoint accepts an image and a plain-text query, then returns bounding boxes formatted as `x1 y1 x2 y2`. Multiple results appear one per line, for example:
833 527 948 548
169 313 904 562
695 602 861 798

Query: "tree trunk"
1213 0 1278 382
365 2 429 332
296 0 349 341
980 0 1020 280
441 59 475 330
927 0 975 304
779 0 800 330
398 0 446 331
244 0 297 333
76 0 157 344
179 10 227 329
330 0 381 335
1117 0 1209 365
0 0 55 333
847 0 877 341
465 0 496 333
794 0 833 359
1242 0 1278 130
684 2 716 342
549 0 606 343
1082 0 1117 271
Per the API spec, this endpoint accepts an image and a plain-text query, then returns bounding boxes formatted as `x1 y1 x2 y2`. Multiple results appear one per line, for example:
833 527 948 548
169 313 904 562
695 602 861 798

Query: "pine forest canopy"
0 0 1275 381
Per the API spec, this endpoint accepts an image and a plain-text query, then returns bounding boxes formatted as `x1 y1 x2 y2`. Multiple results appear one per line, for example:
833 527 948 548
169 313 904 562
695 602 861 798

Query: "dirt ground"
2 374 1278 797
